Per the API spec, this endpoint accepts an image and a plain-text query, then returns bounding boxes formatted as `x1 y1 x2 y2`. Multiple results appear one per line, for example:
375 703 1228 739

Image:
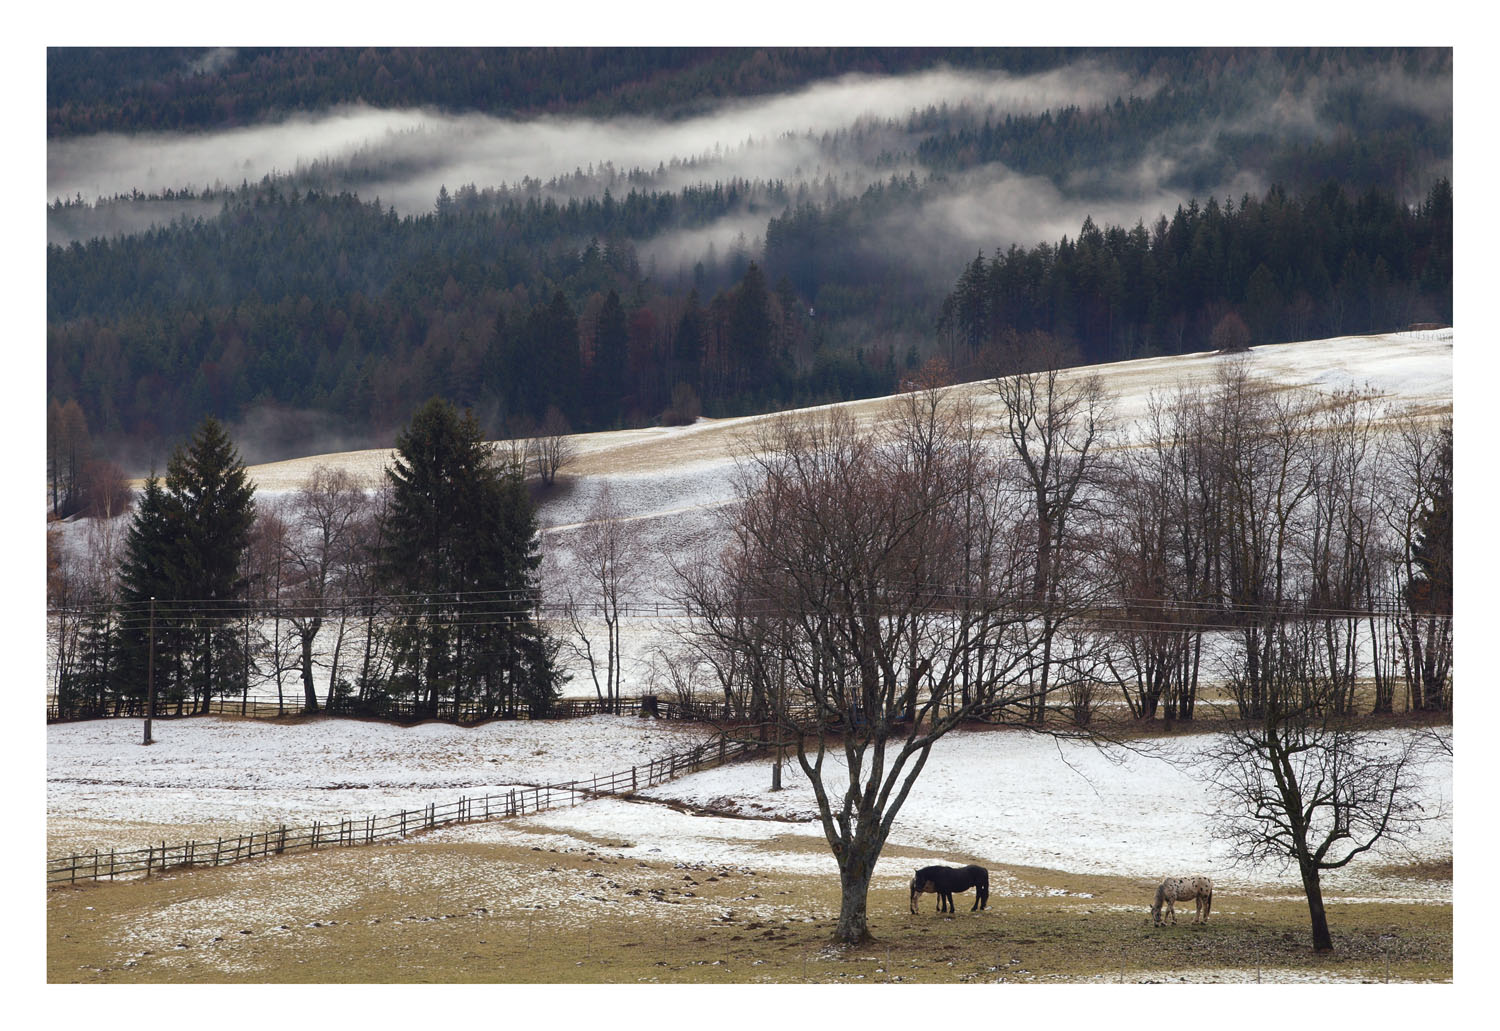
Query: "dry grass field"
48 833 1450 984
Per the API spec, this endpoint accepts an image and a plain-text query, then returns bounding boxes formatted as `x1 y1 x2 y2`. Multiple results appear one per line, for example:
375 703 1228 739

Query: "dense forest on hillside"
936 179 1452 374
46 47 1451 469
46 47 1099 136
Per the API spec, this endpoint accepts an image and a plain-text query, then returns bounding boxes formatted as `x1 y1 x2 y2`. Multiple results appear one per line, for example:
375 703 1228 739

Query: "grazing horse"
1150 875 1213 926
910 864 990 914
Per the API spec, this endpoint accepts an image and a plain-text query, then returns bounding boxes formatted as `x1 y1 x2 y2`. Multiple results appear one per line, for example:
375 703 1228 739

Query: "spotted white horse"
1150 875 1213 926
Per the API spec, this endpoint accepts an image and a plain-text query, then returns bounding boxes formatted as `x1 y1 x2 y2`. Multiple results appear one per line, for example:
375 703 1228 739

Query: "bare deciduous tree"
500 414 537 476
1204 359 1320 719
560 483 644 714
991 350 1114 722
680 391 1049 944
535 405 576 486
281 466 371 712
1381 413 1453 713
1200 666 1434 952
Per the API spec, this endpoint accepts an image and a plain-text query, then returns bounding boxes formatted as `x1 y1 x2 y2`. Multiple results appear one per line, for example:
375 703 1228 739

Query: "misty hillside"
46 47 1451 476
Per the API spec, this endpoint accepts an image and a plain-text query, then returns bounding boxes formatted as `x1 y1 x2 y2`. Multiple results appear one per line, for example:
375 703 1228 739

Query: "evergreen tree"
1409 425 1452 616
116 474 183 712
728 262 774 394
672 289 705 391
589 289 629 428
524 291 582 424
163 417 257 712
377 397 558 716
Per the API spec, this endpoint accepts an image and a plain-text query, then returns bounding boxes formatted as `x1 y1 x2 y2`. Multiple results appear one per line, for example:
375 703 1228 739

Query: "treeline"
48 401 561 721
47 47 1083 137
46 179 899 461
48 177 1450 466
938 179 1452 373
914 48 1451 198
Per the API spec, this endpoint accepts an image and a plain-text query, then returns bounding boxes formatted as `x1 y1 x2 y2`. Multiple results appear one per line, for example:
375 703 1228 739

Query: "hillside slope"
244 330 1453 609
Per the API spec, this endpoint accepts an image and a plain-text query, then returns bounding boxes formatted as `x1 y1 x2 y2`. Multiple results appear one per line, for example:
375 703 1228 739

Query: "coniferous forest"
47 47 1452 473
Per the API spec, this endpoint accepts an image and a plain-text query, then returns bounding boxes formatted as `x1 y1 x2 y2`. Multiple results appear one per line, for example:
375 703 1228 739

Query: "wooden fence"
46 734 759 886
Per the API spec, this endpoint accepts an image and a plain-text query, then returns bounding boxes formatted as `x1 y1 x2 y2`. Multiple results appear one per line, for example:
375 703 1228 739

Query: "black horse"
910 864 989 914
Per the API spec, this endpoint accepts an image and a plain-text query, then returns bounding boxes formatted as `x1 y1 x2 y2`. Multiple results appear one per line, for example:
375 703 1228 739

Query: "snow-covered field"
45 715 712 856
48 715 1451 903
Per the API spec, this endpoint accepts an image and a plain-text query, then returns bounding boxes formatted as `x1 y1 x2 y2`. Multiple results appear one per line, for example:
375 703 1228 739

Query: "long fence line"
47 733 760 886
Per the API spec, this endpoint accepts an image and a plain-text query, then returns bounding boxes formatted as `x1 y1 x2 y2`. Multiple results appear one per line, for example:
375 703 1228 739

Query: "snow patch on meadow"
57 715 1448 900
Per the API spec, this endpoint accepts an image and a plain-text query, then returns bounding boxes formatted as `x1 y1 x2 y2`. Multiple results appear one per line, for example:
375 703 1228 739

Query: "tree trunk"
1299 861 1334 952
299 619 321 713
834 845 878 944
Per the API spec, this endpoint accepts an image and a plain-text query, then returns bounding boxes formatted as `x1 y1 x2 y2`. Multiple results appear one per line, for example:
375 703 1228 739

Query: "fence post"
109 848 115 880
632 766 637 791
146 844 153 879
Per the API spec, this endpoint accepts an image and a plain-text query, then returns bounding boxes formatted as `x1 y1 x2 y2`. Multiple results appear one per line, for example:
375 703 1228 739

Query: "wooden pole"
143 597 156 745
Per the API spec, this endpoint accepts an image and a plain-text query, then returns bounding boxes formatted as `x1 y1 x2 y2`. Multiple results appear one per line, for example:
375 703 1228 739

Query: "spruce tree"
1409 426 1452 616
728 262 774 394
116 474 182 713
589 289 629 428
163 418 256 712
377 398 558 716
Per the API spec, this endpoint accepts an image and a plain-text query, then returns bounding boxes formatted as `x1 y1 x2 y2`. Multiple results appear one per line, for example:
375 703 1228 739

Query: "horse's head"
910 871 936 913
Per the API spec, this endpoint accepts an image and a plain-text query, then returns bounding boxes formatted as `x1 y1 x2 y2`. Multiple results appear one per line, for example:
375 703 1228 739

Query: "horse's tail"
977 867 989 908
1204 880 1213 918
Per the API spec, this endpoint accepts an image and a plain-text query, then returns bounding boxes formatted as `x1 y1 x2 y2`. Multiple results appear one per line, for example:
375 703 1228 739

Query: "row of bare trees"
639 355 1450 735
645 353 1448 944
1105 363 1451 723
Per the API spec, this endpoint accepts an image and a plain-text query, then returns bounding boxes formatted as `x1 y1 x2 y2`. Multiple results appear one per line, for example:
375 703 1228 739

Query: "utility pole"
771 649 785 791
143 597 156 745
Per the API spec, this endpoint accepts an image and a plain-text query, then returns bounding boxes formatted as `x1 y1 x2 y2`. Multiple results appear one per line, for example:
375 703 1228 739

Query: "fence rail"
46 734 759 886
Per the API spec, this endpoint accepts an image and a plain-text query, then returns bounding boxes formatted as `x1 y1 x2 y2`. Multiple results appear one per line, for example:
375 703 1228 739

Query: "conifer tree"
377 397 558 716
589 289 629 428
164 417 257 712
116 474 182 712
